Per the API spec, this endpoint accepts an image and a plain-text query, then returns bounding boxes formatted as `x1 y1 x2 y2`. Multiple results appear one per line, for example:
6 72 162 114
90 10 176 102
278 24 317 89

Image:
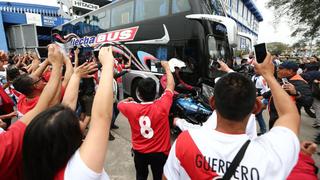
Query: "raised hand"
74 48 80 55
30 51 39 60
217 60 232 73
98 46 114 67
47 44 64 66
301 141 317 156
74 62 98 78
0 51 8 62
282 82 297 95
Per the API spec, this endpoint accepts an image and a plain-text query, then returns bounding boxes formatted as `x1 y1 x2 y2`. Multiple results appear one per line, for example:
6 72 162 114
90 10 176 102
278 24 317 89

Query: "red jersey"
0 121 26 180
17 86 66 116
17 94 40 115
118 89 173 155
287 152 318 180
114 60 125 83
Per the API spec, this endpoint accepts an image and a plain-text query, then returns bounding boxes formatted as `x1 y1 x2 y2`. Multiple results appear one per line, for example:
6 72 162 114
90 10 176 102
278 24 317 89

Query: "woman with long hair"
23 47 114 180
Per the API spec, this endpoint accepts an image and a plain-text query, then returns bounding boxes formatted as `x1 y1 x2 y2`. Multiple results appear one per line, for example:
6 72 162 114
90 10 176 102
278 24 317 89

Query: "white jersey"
64 150 109 180
252 75 269 95
164 127 299 180
175 111 257 139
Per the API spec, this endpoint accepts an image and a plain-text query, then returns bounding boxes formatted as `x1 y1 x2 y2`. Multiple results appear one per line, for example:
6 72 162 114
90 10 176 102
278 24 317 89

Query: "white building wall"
222 0 261 50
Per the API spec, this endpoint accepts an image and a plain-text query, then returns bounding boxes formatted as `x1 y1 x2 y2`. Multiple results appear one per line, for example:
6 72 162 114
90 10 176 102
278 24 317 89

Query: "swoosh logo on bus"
125 24 170 45
52 33 80 43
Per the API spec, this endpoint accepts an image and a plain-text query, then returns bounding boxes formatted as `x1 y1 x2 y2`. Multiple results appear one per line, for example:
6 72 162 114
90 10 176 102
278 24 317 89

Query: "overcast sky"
1 0 297 45
256 0 298 45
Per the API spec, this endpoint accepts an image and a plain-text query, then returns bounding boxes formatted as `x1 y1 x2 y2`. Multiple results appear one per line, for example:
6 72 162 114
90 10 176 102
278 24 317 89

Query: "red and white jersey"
251 75 269 95
175 111 257 139
118 89 173 154
164 127 299 180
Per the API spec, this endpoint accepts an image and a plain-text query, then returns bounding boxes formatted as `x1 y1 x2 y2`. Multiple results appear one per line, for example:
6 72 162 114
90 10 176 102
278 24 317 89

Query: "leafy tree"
267 0 320 38
267 42 289 55
291 39 307 49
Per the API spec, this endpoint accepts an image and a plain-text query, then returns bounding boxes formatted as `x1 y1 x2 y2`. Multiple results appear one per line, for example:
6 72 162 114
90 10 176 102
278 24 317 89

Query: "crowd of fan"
0 44 318 180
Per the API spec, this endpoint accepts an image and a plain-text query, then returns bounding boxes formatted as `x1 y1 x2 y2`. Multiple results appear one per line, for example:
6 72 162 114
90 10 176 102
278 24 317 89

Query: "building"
0 1 69 56
223 0 263 50
58 0 113 19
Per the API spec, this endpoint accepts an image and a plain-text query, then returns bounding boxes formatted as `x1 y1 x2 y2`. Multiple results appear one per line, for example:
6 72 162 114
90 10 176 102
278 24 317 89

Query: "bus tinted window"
111 1 134 27
94 9 110 31
62 24 74 34
172 0 191 14
135 0 169 22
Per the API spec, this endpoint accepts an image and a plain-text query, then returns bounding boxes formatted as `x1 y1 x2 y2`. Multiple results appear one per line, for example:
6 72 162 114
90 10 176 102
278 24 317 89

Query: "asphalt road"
105 110 320 180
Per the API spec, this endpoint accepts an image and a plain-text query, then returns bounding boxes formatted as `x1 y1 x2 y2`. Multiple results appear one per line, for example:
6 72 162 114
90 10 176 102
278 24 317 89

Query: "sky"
255 0 298 45
0 0 297 45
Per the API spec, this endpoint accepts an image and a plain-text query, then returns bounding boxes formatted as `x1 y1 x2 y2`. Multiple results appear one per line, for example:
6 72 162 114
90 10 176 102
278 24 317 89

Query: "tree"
267 42 289 55
267 0 320 39
291 39 307 49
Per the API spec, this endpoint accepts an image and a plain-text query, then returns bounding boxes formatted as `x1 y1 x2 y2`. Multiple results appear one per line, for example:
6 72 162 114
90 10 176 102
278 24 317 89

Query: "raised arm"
253 53 300 135
74 48 80 68
49 55 75 106
62 55 74 88
31 59 49 77
62 62 97 110
161 61 175 92
217 60 234 73
79 47 114 173
28 53 41 73
20 45 63 125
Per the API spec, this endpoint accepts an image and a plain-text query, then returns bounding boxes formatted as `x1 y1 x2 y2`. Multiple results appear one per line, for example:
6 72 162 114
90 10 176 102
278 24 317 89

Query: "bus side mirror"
186 15 238 48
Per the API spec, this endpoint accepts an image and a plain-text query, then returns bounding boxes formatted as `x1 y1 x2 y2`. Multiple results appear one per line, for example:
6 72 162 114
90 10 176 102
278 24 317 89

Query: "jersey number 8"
139 116 154 139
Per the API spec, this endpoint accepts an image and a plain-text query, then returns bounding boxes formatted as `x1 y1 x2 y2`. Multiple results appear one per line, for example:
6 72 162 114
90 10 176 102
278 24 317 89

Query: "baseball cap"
279 61 299 71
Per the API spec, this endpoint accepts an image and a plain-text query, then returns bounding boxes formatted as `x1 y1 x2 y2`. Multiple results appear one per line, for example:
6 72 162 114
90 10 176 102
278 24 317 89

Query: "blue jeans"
255 111 267 134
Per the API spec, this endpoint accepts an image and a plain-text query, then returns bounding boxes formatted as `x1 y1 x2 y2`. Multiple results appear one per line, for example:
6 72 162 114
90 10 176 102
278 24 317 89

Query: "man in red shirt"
0 44 64 180
118 61 174 180
13 55 72 116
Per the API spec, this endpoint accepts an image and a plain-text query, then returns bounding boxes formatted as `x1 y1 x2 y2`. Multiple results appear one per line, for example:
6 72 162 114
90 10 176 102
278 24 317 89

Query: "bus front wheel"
131 78 142 102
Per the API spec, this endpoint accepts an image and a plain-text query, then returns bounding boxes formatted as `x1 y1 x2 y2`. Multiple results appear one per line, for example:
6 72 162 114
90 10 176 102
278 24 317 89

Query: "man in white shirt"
163 53 300 179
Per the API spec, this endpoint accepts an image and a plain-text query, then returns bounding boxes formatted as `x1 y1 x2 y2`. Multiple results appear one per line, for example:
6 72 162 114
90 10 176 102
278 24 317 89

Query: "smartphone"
282 78 289 85
254 43 267 63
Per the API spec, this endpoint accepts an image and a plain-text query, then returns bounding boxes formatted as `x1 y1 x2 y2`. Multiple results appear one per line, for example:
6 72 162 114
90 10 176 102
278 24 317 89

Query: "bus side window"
172 0 191 14
111 1 134 27
135 0 169 22
91 9 110 31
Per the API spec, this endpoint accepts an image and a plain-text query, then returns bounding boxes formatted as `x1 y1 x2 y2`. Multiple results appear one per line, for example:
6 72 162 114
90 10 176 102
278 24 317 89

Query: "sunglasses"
33 77 45 84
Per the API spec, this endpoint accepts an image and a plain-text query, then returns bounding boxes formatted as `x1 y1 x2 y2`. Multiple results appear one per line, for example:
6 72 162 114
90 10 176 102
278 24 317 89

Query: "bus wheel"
131 78 142 102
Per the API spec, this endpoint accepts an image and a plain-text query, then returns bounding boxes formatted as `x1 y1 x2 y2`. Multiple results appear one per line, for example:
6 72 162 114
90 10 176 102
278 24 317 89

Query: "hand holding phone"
254 43 267 63
282 78 289 85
